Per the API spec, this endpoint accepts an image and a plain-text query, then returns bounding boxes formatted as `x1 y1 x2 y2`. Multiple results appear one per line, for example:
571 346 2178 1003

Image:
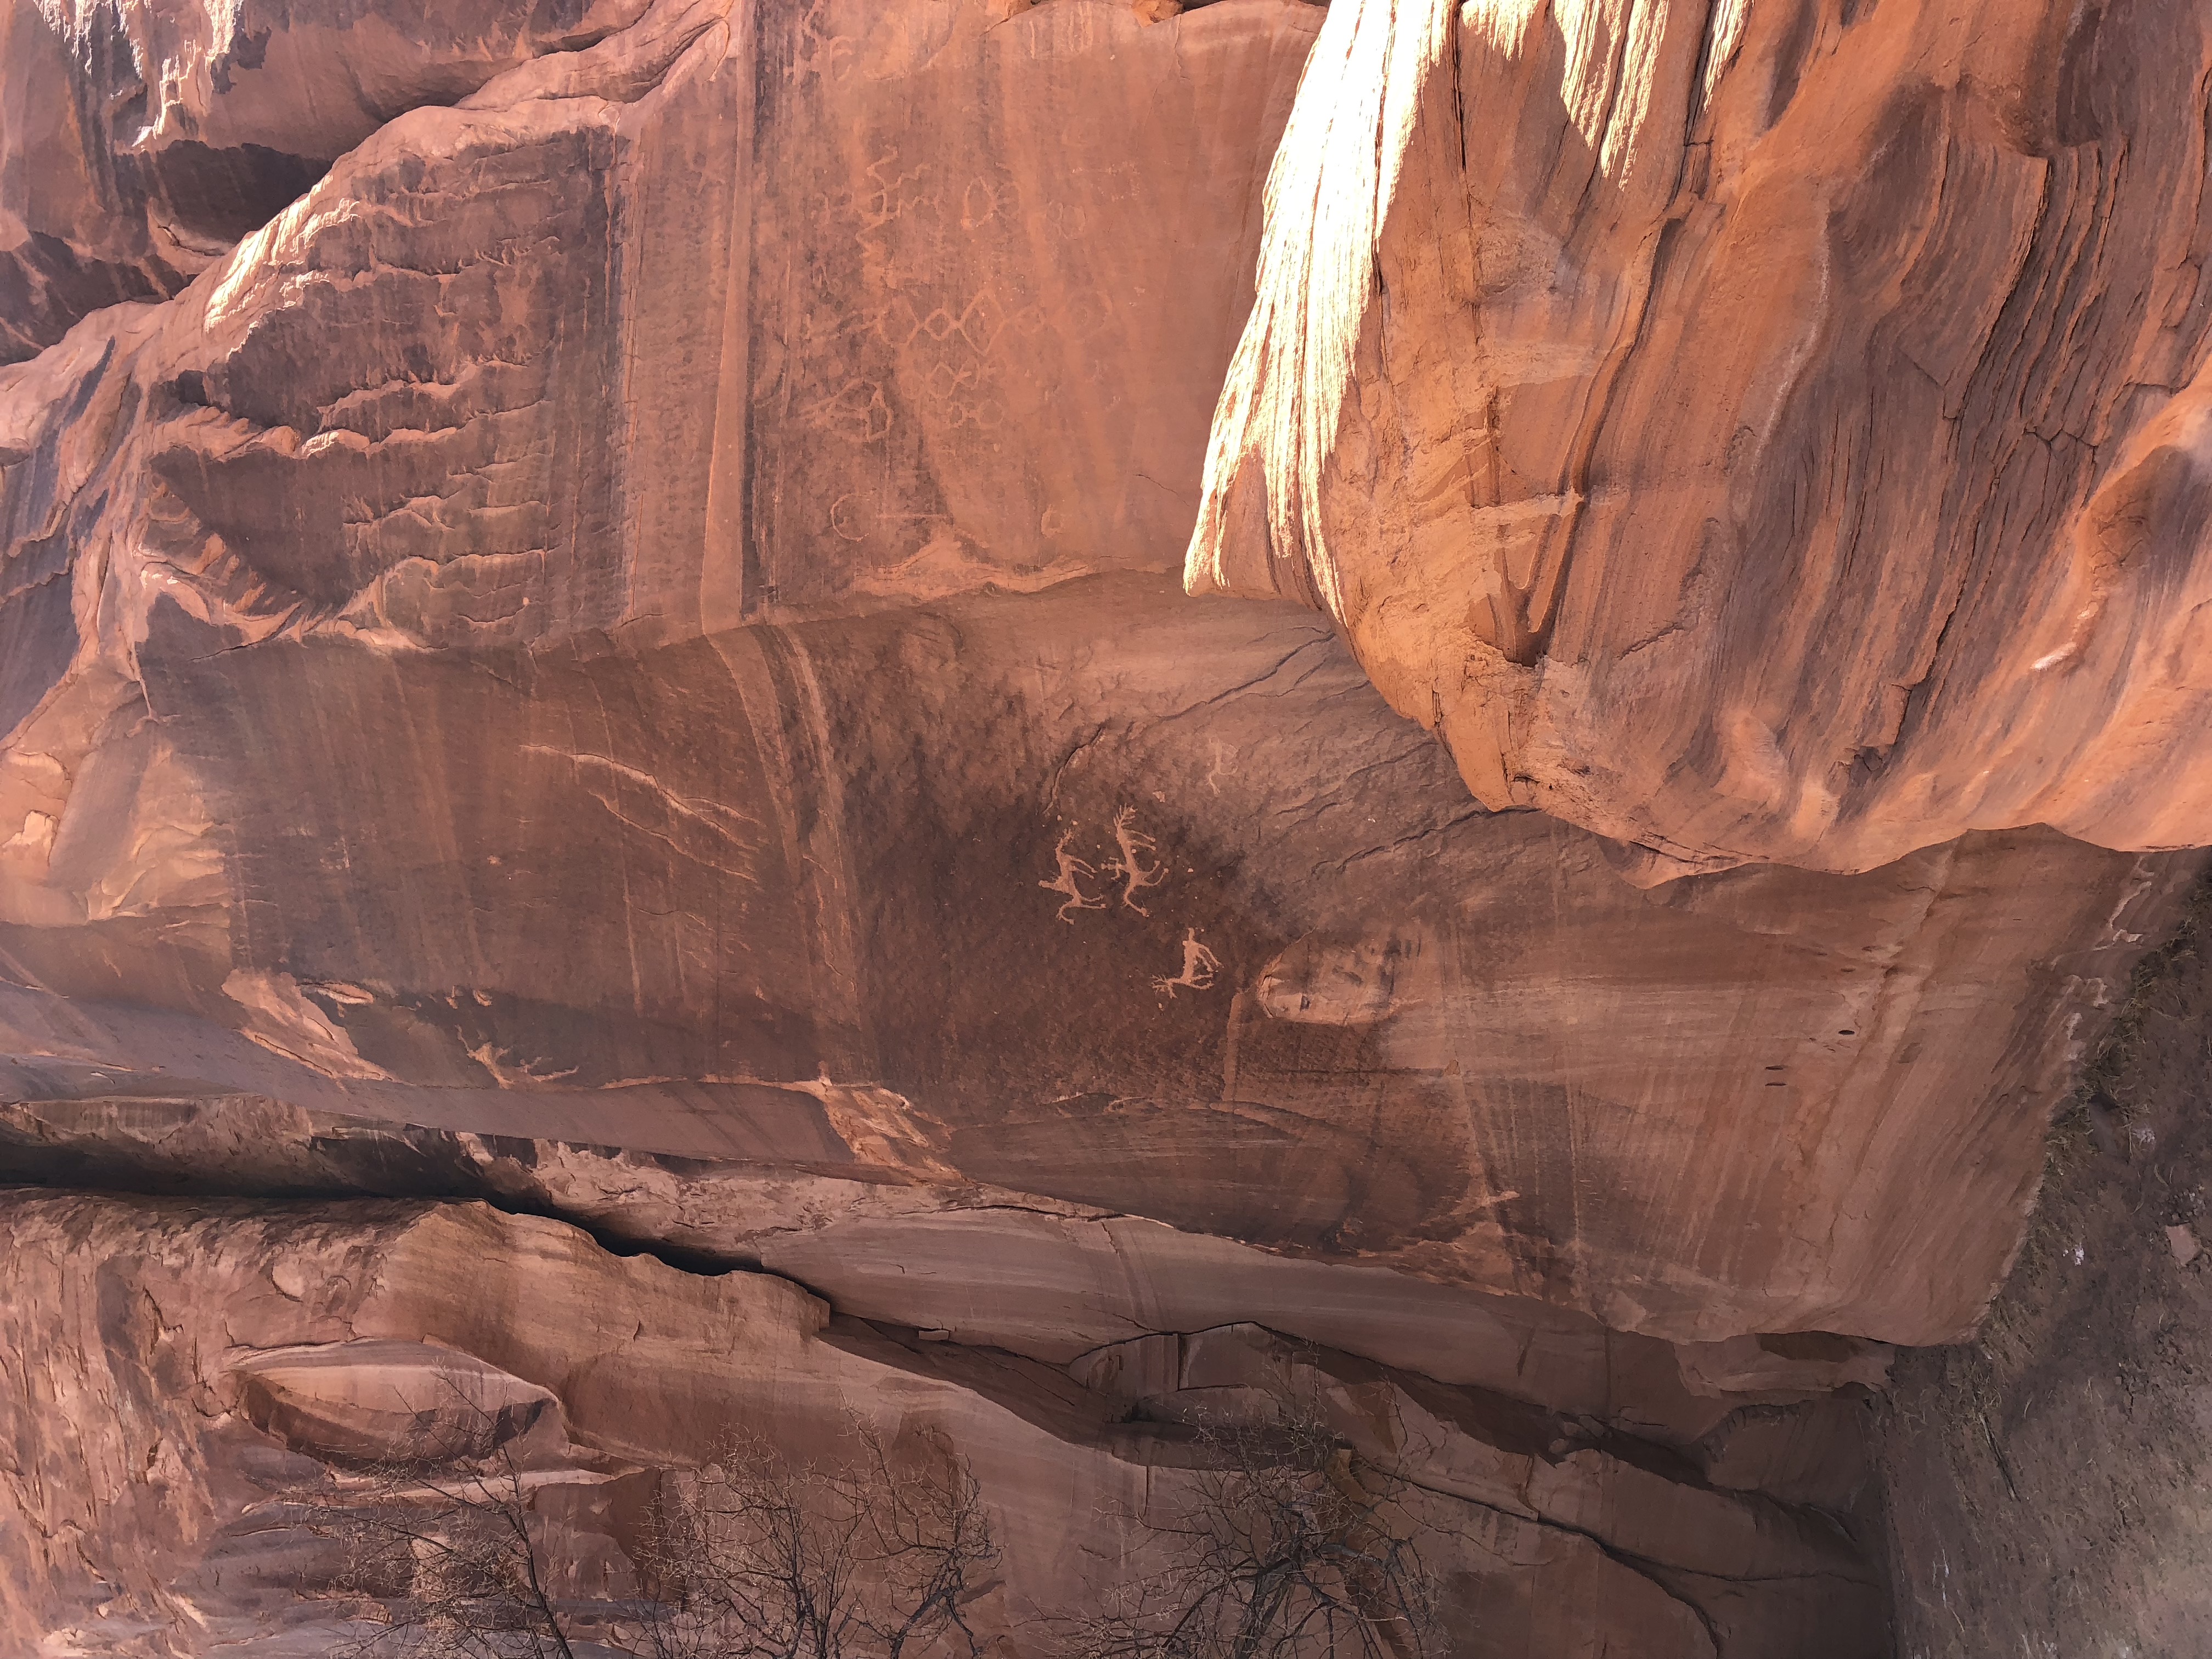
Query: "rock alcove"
2 2 2209 1655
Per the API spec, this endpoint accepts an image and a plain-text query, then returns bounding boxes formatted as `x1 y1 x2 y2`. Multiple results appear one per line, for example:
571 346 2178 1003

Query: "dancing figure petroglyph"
1040 828 1106 923
1154 928 1221 997
1104 806 1167 915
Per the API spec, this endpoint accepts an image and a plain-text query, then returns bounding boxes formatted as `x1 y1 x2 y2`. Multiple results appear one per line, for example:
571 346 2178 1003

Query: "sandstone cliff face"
1 553 2188 1346
2 0 2209 1652
0 1192 1886 1658
6 0 2182 1359
0 0 662 364
1190 0 2212 879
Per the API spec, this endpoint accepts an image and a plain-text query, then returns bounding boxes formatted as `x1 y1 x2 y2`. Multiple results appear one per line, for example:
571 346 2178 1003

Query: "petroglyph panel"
747 0 1324 609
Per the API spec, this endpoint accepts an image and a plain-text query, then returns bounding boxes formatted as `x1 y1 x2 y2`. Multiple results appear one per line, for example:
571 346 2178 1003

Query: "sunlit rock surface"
3 0 2209 1653
1189 0 2212 878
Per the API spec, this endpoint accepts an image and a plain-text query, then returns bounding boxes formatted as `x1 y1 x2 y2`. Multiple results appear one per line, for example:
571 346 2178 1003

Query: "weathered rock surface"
0 1088 1892 1450
1872 882 2212 1658
1190 0 2212 878
0 557 2190 1347
1 1189 1890 1657
5 0 2211 1651
0 0 661 364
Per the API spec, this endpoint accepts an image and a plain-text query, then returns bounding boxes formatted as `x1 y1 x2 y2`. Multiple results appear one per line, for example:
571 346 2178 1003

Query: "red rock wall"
3 1 2209 1651
1190 0 2212 877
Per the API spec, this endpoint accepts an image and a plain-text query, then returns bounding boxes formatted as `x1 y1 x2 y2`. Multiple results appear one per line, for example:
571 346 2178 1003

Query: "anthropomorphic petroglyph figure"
1205 740 1231 793
1040 828 1106 923
1104 805 1167 915
1154 928 1221 997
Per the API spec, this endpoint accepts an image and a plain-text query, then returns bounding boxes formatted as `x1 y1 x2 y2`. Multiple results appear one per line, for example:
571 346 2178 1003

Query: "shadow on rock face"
0 0 673 362
947 1095 1443 1250
2 1189 1893 1659
0 571 2166 1348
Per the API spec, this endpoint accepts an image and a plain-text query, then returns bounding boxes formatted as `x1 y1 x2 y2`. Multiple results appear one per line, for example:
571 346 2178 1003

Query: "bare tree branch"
1062 1413 1447 1659
302 1385 997 1659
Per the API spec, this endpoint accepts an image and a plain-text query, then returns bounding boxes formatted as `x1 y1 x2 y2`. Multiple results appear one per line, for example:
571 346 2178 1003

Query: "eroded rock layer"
0 0 661 364
1190 0 2212 878
3 1191 1899 1658
3 565 2191 1345
3 0 2208 1652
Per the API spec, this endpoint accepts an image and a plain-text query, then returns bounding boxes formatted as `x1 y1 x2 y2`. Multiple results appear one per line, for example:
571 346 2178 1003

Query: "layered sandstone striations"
0 0 2192 1351
1190 0 2212 878
0 0 666 364
2 0 2208 1653
0 1191 1898 1658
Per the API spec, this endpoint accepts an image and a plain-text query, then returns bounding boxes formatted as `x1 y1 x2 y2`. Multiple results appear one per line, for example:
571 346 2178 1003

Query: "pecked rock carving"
2 0 2210 1651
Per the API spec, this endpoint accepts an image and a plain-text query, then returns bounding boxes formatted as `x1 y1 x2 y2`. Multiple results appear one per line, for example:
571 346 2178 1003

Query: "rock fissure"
5 0 2212 1652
